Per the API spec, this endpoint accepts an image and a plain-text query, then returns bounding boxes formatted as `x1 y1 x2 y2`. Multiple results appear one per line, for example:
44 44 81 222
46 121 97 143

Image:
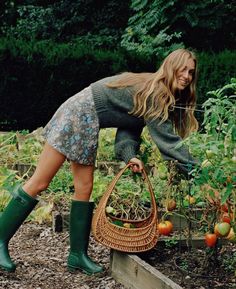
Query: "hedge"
0 37 235 131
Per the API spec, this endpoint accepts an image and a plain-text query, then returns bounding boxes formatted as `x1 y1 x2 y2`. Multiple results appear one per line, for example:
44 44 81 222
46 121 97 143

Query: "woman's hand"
129 157 144 173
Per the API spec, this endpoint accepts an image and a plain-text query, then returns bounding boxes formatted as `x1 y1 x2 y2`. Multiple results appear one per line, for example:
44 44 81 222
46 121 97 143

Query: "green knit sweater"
91 75 198 176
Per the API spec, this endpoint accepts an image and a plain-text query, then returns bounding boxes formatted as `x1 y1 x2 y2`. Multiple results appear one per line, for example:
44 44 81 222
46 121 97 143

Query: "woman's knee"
24 177 50 194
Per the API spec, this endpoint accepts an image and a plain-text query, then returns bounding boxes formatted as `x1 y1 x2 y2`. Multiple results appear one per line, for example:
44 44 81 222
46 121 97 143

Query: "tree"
121 0 236 59
0 0 130 48
121 0 183 59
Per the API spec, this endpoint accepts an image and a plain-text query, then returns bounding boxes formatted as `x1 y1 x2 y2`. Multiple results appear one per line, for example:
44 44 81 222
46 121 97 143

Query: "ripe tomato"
221 203 229 213
221 213 231 224
205 233 217 247
158 221 173 236
166 199 177 211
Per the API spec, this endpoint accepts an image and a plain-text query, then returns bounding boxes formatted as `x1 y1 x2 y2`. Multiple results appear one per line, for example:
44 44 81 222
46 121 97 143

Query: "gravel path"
0 223 125 289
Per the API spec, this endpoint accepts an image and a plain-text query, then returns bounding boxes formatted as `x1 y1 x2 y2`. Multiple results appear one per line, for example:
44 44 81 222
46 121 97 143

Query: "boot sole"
67 265 103 275
0 265 16 273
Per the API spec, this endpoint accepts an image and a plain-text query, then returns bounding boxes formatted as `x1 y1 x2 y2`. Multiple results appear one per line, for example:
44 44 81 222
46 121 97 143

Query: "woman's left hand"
129 157 144 173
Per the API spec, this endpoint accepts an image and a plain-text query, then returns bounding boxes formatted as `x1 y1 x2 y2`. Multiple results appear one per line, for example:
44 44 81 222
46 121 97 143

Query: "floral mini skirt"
43 86 99 165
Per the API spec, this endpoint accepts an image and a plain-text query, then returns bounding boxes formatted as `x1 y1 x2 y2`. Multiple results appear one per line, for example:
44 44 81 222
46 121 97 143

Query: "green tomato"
217 222 231 237
201 159 211 168
206 149 214 159
159 172 168 180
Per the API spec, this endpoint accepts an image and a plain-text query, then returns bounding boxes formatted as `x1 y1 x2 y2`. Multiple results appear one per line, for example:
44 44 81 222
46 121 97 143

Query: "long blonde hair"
107 48 199 138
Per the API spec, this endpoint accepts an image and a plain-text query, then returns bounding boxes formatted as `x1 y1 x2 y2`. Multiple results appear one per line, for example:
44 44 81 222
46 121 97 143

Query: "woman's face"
176 58 195 90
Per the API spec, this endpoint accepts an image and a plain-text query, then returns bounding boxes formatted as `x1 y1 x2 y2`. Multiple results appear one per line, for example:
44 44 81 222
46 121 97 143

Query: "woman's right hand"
129 157 144 173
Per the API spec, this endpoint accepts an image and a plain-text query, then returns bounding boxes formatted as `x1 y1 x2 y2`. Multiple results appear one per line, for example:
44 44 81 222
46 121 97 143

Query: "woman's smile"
176 58 195 90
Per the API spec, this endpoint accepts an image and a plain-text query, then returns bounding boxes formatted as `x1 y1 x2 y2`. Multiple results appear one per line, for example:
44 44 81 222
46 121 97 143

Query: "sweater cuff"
176 161 199 179
121 146 137 164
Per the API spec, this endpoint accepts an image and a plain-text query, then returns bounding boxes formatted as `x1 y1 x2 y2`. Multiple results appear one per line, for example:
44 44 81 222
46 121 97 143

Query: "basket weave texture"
92 163 159 253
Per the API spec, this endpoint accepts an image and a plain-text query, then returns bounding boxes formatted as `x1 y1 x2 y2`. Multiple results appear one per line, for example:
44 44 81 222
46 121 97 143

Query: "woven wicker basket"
92 163 158 253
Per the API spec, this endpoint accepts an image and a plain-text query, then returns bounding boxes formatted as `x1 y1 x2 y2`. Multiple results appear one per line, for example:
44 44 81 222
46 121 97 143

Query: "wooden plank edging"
110 250 183 289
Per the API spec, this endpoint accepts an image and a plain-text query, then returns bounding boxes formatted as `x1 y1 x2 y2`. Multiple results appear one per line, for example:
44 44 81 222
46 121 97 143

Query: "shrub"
0 37 235 130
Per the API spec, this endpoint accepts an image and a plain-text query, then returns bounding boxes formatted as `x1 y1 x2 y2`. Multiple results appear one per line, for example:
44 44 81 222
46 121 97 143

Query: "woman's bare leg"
70 162 95 201
23 142 66 198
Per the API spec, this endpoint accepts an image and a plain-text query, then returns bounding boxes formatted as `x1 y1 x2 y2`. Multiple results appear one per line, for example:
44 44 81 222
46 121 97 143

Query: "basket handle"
97 163 157 215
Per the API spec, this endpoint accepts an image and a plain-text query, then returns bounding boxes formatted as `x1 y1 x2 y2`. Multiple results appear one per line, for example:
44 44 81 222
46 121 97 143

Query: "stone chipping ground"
0 223 125 289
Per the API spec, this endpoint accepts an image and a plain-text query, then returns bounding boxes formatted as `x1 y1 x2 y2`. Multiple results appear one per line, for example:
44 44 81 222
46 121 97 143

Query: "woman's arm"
146 118 199 177
114 127 143 167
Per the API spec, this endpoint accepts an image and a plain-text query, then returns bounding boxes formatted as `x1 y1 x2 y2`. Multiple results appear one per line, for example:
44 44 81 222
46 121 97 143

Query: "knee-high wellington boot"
67 200 103 275
0 186 38 272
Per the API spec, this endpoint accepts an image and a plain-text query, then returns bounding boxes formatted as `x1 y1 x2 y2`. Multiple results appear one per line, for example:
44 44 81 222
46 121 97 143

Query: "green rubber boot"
67 200 103 275
0 186 38 272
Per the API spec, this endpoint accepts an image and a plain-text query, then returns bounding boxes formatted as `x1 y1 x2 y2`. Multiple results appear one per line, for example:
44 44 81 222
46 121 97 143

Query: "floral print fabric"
43 86 99 165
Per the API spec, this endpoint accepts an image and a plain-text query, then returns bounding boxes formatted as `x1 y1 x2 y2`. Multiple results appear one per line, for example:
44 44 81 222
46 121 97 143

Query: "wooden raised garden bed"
110 236 234 289
110 250 183 289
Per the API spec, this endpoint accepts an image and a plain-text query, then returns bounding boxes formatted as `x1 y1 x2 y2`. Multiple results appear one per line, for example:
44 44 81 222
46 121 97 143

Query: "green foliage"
173 0 236 51
122 0 236 58
0 166 21 211
197 50 236 106
0 37 128 131
164 237 178 248
47 162 73 194
121 0 183 59
1 0 235 54
96 129 117 162
0 1 129 48
1 36 234 131
185 79 236 204
1 5 53 40
0 128 44 167
203 79 236 139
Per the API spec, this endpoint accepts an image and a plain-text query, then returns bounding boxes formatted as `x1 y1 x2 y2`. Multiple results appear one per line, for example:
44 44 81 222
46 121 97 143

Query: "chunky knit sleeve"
146 118 199 177
114 127 143 163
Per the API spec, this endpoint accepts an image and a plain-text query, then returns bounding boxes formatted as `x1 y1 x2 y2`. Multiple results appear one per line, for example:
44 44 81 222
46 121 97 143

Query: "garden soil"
0 223 125 289
140 240 236 289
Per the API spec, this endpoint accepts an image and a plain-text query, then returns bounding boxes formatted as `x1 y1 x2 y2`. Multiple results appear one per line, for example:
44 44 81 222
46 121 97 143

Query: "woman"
0 48 199 275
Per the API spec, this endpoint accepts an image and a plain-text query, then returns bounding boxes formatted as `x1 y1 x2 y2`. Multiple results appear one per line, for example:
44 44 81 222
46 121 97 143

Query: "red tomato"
205 233 217 247
221 203 229 213
221 213 231 224
158 221 173 236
